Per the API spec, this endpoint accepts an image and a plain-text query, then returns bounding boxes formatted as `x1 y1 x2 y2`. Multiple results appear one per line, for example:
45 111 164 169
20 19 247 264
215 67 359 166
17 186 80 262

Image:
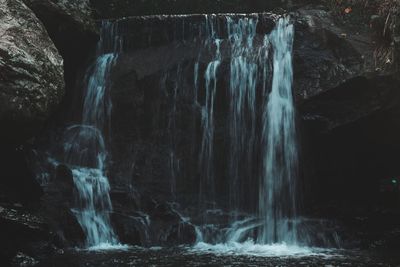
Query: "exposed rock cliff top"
23 0 96 34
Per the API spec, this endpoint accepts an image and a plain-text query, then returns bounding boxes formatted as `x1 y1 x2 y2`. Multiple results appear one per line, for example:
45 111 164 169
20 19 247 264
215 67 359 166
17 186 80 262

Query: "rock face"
290 8 400 226
23 0 95 34
293 8 400 132
0 0 64 144
22 0 98 58
22 0 98 112
105 14 277 215
0 205 55 265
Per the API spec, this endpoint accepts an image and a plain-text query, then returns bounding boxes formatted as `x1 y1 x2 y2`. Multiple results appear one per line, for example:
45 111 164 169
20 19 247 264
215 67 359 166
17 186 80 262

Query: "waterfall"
259 17 297 244
26 13 335 252
198 15 222 209
64 21 120 247
193 15 298 246
227 17 262 213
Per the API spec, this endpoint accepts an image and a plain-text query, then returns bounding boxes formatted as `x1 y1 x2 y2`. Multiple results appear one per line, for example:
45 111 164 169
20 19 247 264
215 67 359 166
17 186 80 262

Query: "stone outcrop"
91 0 319 19
0 0 65 144
23 0 96 34
22 0 98 58
293 7 400 132
22 0 99 110
291 8 400 225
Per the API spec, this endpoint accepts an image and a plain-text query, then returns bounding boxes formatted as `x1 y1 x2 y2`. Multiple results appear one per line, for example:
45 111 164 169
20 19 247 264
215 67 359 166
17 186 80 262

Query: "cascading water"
63 21 120 248
259 17 297 244
26 13 343 255
198 15 222 209
227 17 265 213
192 15 301 249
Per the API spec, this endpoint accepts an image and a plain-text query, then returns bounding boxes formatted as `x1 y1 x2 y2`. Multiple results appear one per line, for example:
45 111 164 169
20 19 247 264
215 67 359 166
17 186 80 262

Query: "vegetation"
324 0 400 69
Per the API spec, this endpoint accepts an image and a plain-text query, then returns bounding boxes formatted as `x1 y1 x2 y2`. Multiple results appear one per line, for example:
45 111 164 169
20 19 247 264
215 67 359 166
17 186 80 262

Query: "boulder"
111 212 145 245
0 145 43 206
0 0 64 144
42 169 86 247
23 0 96 35
147 202 196 245
22 0 98 60
22 0 99 109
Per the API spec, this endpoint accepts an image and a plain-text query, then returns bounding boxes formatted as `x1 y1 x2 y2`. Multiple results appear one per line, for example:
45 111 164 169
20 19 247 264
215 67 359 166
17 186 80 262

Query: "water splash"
192 241 317 257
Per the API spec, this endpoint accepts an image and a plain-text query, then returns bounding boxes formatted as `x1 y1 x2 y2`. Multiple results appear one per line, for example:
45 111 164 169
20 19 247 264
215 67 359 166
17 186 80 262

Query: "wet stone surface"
42 247 400 267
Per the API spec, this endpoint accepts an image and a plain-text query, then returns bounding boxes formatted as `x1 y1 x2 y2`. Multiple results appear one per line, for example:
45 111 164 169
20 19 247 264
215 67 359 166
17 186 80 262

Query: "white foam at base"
192 241 335 257
86 242 131 251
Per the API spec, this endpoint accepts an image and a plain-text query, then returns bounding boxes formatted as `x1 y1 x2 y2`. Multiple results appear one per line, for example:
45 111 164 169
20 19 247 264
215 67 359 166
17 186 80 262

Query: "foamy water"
192 241 336 257
86 243 131 251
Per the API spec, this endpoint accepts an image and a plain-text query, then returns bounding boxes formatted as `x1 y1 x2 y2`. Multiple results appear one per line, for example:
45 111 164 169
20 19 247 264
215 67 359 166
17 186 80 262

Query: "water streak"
194 15 298 246
198 15 222 209
259 16 297 244
65 21 121 248
227 17 262 212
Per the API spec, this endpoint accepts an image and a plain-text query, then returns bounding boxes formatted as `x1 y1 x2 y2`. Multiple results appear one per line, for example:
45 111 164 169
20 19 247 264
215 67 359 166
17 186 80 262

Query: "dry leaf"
344 7 352 14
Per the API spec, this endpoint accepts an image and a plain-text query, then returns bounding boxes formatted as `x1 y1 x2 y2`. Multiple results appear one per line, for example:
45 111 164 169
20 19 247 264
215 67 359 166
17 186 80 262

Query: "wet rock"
112 199 196 245
164 221 197 245
57 209 85 247
0 145 43 206
0 0 64 144
91 0 317 19
148 203 196 245
0 206 52 265
41 170 85 247
41 203 85 248
55 164 74 197
107 13 277 215
11 252 39 267
111 212 145 245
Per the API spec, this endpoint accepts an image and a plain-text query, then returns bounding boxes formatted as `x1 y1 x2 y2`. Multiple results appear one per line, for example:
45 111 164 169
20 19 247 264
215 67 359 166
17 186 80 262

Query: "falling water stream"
198 15 222 209
193 16 302 252
63 22 120 248
259 17 297 245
